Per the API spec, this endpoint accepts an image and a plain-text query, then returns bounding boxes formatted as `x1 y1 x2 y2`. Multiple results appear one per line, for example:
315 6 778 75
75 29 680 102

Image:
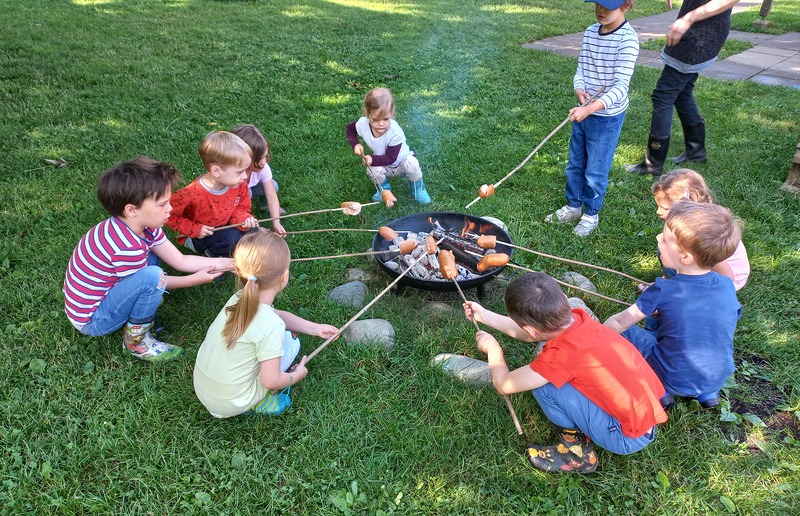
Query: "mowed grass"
1 0 799 513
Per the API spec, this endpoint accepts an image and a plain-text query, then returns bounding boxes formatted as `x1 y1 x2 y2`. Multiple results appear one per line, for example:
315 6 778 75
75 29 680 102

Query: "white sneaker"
545 205 582 223
573 214 599 237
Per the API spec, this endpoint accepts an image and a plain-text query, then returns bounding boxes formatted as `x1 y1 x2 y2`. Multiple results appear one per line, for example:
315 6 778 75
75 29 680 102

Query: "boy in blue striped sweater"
545 0 638 237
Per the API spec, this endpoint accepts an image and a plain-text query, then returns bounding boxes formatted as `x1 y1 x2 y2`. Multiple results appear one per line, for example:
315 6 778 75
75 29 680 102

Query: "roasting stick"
305 237 446 362
292 240 418 262
466 233 652 286
439 258 525 437
466 250 630 306
212 201 381 232
465 87 606 209
284 228 414 236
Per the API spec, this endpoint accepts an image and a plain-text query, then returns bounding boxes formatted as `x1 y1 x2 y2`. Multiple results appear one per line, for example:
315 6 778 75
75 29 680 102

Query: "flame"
461 217 475 238
479 222 493 234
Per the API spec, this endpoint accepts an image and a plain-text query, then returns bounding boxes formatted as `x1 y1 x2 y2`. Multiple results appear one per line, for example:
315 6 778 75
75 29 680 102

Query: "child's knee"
140 265 166 291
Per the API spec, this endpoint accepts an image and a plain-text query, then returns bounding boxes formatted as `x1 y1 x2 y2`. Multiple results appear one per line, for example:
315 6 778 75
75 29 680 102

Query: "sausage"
438 250 458 280
477 253 509 272
378 226 398 242
398 239 418 254
425 236 437 255
476 235 496 249
340 201 362 215
478 184 495 199
381 189 397 208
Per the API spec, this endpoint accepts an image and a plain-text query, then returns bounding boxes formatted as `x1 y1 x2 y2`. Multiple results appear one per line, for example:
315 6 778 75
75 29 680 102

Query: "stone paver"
524 1 800 89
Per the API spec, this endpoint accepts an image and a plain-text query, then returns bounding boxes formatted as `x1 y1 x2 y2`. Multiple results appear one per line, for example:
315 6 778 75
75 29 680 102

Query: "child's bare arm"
463 301 535 342
262 180 286 237
604 304 647 333
275 310 340 339
260 355 308 391
476 331 549 395
151 240 232 287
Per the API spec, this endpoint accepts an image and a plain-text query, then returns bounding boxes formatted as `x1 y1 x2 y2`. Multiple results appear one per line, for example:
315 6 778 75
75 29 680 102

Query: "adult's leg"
671 73 707 163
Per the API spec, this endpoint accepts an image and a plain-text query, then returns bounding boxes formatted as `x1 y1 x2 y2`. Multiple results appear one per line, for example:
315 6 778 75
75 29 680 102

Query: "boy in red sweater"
167 131 259 257
464 272 667 473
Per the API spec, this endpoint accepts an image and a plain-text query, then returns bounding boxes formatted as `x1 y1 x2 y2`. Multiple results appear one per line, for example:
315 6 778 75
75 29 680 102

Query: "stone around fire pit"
328 281 367 308
346 268 372 282
431 353 491 388
343 319 395 349
568 297 599 322
478 216 507 232
561 272 598 294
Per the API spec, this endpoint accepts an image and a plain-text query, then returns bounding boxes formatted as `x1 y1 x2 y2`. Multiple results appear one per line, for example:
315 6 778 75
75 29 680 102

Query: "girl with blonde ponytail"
194 229 339 417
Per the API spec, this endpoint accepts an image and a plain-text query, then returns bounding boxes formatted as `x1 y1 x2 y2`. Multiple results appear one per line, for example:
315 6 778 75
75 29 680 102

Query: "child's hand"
353 144 364 156
361 155 373 167
575 88 590 105
287 355 309 382
463 301 485 324
198 225 215 238
315 324 340 340
196 266 225 284
569 106 590 123
272 220 287 238
475 330 499 354
242 216 259 229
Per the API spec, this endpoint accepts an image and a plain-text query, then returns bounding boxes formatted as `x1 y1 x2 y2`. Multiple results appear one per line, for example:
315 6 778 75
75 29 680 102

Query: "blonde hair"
197 131 252 171
231 124 271 164
651 168 714 204
363 87 395 119
666 202 741 270
222 229 291 349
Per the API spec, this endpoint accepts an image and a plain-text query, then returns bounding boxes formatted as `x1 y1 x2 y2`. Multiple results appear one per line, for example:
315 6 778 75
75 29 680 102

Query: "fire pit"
372 212 514 298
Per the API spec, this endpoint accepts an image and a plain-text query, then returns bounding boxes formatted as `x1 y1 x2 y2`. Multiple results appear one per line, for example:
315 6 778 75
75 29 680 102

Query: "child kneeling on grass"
605 202 742 410
63 157 233 362
464 272 667 474
193 229 339 417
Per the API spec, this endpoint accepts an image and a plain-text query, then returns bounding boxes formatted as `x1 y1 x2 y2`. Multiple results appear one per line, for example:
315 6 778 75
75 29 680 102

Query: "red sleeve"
346 120 360 147
530 344 572 388
166 183 206 243
369 144 401 167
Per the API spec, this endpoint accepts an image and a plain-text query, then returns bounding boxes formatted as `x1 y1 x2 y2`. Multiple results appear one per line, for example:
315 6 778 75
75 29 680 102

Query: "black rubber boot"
525 428 598 474
625 136 670 177
672 119 707 164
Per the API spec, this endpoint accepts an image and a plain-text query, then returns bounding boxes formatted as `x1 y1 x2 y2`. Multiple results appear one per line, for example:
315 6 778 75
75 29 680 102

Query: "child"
651 168 749 290
166 131 260 257
545 0 639 237
346 87 431 204
605 202 742 409
464 272 667 474
63 157 233 362
231 124 287 237
193 229 339 417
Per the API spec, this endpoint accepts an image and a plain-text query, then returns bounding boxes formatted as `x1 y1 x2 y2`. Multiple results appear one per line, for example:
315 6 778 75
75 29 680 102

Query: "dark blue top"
635 272 741 397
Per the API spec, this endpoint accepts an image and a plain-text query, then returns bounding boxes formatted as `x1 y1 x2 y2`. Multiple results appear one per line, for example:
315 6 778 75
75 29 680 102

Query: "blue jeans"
80 254 166 337
650 65 701 138
192 227 258 258
533 382 655 455
564 112 626 216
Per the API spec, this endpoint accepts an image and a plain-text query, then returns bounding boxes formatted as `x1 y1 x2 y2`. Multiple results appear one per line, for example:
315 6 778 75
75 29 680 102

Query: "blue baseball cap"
585 0 626 9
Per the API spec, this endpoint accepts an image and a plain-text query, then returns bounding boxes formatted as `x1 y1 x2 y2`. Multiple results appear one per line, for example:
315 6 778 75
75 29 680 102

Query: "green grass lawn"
1 0 799 513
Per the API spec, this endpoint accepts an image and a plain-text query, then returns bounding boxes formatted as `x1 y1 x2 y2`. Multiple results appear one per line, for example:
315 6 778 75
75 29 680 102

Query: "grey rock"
343 319 395 349
568 297 600 322
561 272 599 294
426 301 459 317
346 268 372 282
328 281 367 308
431 353 491 388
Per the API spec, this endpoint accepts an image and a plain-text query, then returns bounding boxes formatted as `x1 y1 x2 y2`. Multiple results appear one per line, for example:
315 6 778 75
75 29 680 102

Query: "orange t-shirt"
531 309 668 438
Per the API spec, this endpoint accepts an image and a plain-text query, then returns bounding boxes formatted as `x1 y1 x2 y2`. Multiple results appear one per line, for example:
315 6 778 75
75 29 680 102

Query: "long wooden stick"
284 228 414 236
292 249 401 262
305 238 445 362
467 233 651 286
445 270 524 436
213 201 381 231
465 87 606 209
505 261 629 306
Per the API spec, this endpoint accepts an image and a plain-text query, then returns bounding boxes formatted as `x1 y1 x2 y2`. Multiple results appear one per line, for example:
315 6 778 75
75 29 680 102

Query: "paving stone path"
523 0 799 88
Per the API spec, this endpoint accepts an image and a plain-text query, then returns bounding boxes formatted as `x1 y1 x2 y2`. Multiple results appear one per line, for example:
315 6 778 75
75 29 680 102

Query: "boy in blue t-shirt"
604 202 742 409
